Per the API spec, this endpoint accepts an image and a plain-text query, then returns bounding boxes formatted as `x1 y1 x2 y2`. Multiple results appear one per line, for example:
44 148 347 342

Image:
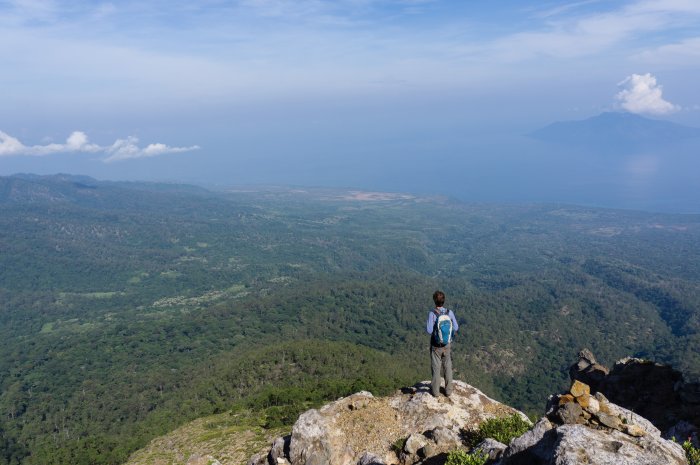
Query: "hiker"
426 290 459 397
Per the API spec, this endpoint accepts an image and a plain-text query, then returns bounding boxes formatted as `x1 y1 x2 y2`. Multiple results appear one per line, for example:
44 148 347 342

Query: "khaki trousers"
430 344 453 397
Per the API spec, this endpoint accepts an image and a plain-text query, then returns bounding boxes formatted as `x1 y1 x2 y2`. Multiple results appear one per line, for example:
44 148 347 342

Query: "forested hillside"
1 174 700 465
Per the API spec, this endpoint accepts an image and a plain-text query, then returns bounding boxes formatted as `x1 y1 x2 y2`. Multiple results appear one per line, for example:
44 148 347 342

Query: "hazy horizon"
2 1 700 212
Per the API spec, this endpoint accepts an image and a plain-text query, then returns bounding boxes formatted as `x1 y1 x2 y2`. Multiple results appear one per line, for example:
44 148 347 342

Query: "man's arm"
450 310 459 332
426 311 435 334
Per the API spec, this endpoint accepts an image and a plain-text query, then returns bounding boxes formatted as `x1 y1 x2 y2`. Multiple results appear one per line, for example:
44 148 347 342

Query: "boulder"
420 443 437 460
551 401 583 425
289 408 335 465
502 417 553 459
586 395 600 414
403 433 427 455
246 453 266 465
549 424 684 465
500 398 686 465
558 394 575 405
357 451 385 465
499 423 686 465
426 426 461 449
569 349 609 389
473 438 507 461
595 412 622 430
570 380 590 398
269 435 291 464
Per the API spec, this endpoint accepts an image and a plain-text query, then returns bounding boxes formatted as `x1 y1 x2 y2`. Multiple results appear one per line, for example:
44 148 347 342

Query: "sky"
1 0 700 209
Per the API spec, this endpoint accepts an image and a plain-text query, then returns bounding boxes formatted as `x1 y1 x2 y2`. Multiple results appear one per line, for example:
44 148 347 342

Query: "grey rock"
552 402 583 425
421 443 437 459
357 451 385 465
544 395 560 418
584 396 600 415
404 433 427 455
246 454 266 465
598 400 659 436
289 409 333 465
473 438 507 460
569 349 609 390
552 424 686 465
595 412 623 430
503 417 553 458
621 424 646 437
349 397 371 410
269 435 291 464
500 420 686 465
427 426 461 448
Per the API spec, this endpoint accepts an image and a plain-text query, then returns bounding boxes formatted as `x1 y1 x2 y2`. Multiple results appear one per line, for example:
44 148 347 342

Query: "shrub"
445 449 488 465
391 436 407 453
464 414 531 447
684 440 700 465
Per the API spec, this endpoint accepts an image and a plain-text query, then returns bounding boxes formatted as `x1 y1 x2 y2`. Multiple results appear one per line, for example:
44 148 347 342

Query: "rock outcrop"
246 351 700 465
250 380 526 465
493 379 686 465
569 349 700 443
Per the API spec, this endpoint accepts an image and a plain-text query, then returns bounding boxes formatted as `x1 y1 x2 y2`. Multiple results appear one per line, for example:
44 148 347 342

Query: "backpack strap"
434 307 448 316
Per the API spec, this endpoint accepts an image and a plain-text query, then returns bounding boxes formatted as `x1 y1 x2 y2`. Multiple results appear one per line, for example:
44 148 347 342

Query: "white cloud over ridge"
103 137 200 163
0 130 199 162
615 73 679 115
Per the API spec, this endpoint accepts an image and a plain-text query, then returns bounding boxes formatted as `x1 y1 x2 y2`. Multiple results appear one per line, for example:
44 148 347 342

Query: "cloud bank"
0 131 199 162
615 73 679 115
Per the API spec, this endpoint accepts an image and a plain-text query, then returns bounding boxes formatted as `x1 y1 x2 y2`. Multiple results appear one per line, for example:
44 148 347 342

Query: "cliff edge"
248 380 525 465
249 350 697 465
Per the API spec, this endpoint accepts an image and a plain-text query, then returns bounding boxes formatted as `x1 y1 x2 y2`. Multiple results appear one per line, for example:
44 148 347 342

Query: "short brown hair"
433 290 445 307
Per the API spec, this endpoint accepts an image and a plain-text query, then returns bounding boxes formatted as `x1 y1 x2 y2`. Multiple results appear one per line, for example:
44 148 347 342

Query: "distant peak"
530 111 700 150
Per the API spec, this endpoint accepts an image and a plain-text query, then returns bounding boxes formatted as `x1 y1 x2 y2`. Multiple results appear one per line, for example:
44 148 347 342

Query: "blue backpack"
432 308 453 347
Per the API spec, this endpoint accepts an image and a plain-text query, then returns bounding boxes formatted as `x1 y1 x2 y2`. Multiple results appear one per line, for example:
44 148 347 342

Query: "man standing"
426 290 459 397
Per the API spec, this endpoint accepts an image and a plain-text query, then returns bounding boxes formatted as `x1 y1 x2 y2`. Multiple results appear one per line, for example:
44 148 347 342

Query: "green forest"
1 174 700 465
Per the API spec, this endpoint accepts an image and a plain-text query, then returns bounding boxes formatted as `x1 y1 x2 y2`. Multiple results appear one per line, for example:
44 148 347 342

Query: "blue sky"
1 0 700 207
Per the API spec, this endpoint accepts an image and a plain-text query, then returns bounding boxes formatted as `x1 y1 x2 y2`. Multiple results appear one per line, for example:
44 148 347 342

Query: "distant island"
530 111 700 150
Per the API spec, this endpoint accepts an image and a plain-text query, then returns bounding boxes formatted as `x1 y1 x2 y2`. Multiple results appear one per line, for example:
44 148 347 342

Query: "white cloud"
615 73 679 115
0 130 101 156
0 130 199 162
103 136 200 163
0 131 25 156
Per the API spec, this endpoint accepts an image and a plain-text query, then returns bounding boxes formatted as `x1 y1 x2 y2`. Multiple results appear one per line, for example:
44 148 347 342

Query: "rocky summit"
248 380 525 465
247 357 695 465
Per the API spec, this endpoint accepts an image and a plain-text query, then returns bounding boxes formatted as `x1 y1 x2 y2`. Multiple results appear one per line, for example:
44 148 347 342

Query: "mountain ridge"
530 111 700 150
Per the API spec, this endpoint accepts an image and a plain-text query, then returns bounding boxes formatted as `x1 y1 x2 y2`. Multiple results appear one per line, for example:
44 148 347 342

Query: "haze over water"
1 1 699 212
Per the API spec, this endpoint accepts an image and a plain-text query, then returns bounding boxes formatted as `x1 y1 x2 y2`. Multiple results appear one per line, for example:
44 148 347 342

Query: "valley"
1 174 699 465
